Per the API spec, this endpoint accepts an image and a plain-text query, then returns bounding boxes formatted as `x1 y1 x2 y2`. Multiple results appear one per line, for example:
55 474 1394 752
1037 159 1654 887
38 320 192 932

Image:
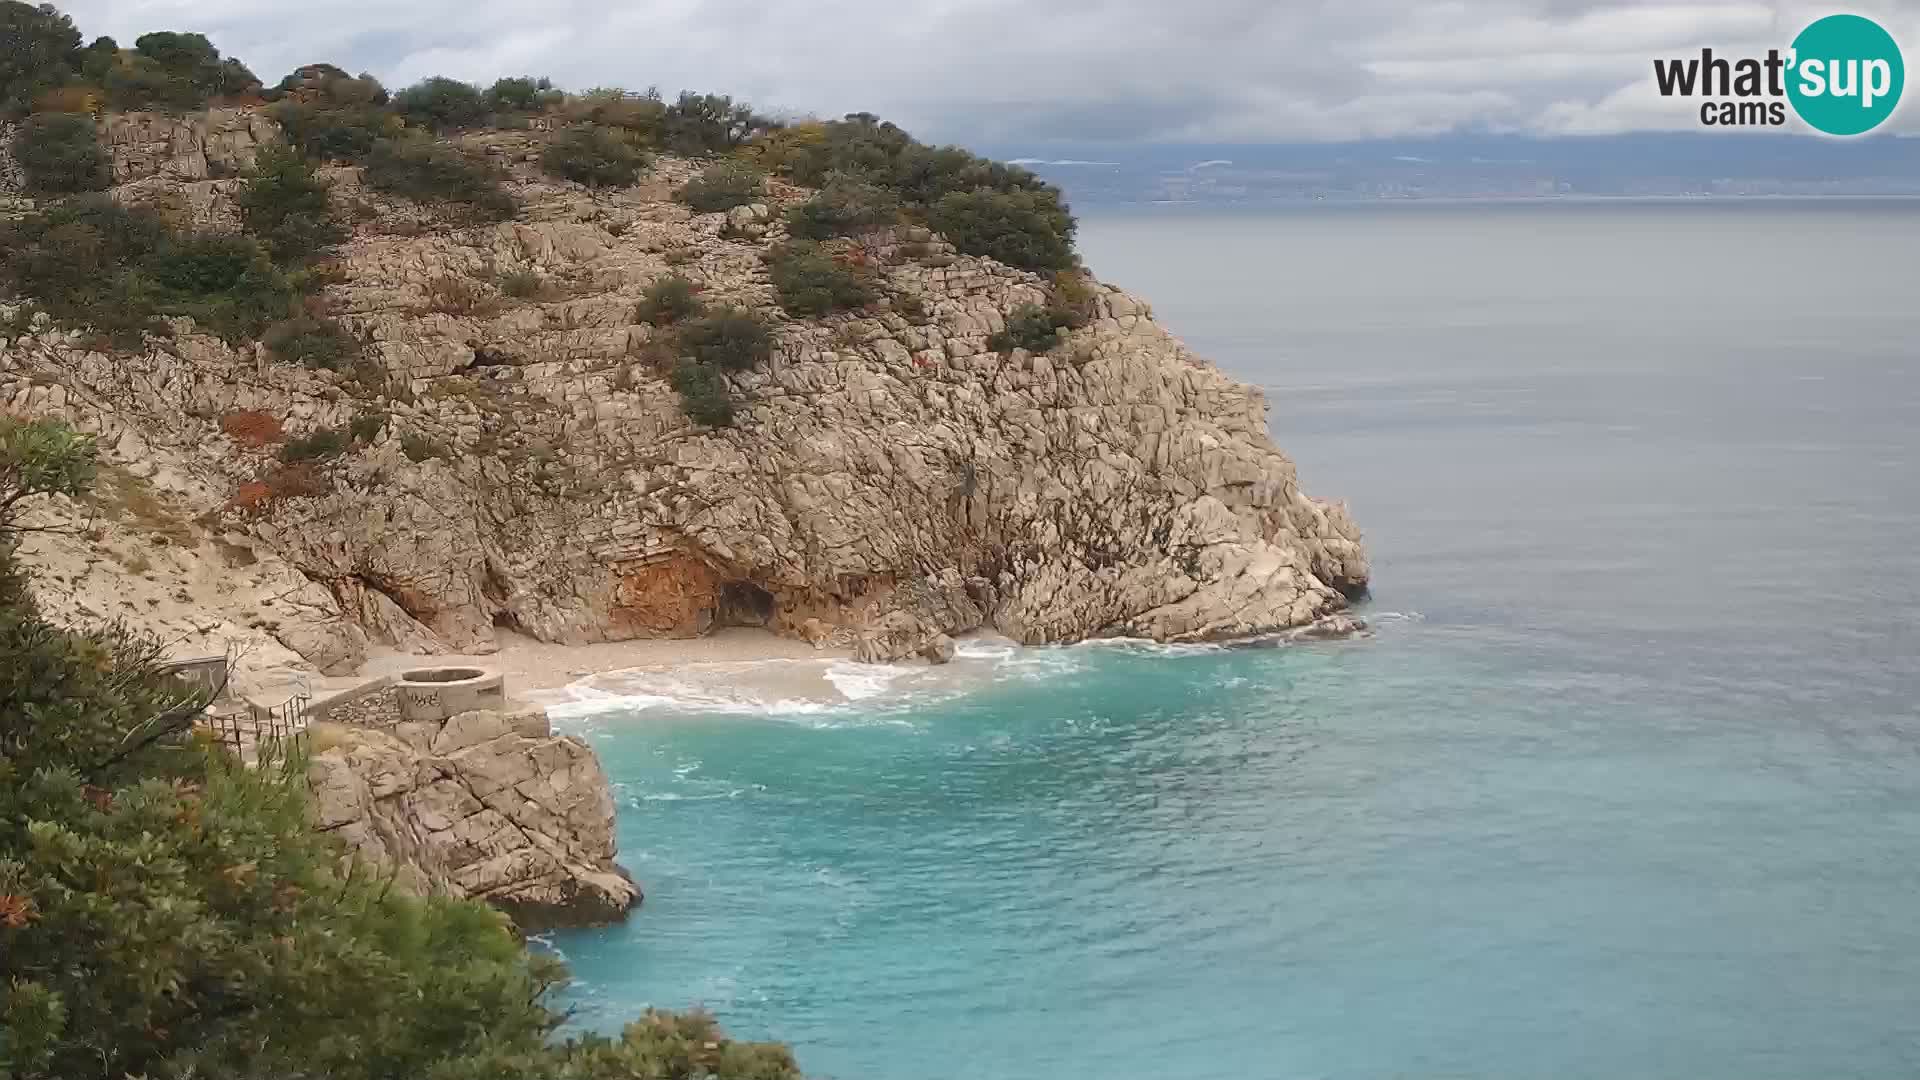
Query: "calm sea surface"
552 200 1920 1079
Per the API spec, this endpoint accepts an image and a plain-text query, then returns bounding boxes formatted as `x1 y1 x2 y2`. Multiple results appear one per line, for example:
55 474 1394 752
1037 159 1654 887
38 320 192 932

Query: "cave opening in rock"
716 581 776 627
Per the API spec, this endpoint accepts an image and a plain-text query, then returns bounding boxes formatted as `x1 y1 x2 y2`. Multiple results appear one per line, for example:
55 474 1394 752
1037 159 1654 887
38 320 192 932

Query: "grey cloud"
55 0 1920 143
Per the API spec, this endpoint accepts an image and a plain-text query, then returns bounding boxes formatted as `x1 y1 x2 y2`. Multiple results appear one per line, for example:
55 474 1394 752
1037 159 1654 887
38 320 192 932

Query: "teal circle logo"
1787 14 1905 135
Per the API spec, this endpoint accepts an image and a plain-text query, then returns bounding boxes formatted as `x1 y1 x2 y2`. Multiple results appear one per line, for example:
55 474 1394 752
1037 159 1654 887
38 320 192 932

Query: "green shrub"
263 313 358 370
634 274 702 325
676 160 766 213
278 425 348 462
269 101 395 162
563 87 667 139
670 359 734 426
753 113 1078 270
767 240 874 316
142 231 295 342
400 432 447 462
927 187 1077 272
497 268 543 299
237 146 344 262
485 75 558 112
348 410 386 442
363 137 515 220
0 196 167 344
540 125 648 188
11 111 107 193
392 75 486 131
661 91 765 157
1 1 83 117
784 172 899 240
987 303 1066 353
680 306 771 372
99 31 258 111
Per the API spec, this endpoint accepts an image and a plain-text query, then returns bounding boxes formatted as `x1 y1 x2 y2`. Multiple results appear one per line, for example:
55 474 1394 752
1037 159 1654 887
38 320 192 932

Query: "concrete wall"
393 667 508 722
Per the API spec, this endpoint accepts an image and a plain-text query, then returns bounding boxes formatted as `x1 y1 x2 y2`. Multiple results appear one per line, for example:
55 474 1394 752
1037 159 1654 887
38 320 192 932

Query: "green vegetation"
269 100 396 161
541 124 648 188
768 240 875 316
392 75 486 132
1 1 84 117
928 188 1077 274
0 197 297 347
236 146 344 262
669 359 734 427
676 159 765 212
485 75 560 113
988 303 1066 353
784 172 899 240
277 424 349 462
635 274 702 325
400 432 447 462
752 113 1078 271
348 410 386 443
362 137 516 220
262 312 358 370
497 268 543 299
0 418 805 1080
660 91 762 156
11 110 107 193
681 307 772 372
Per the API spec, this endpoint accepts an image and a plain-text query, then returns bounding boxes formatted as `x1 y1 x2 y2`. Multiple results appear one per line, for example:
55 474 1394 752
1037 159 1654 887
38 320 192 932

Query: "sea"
543 199 1920 1080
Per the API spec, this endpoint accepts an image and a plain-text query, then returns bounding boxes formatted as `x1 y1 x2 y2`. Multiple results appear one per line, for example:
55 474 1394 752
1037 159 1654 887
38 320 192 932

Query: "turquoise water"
552 201 1920 1079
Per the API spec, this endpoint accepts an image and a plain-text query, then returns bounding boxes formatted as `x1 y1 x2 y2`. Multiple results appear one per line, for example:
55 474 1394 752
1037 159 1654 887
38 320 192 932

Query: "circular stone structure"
394 666 508 723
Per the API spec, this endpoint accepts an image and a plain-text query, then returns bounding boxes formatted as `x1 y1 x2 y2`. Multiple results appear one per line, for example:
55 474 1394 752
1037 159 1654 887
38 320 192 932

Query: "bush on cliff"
752 113 1078 271
675 159 765 213
927 187 1077 272
270 100 396 162
363 136 516 220
784 171 900 240
262 312 359 370
0 196 169 345
237 146 345 262
635 274 703 325
11 110 108 193
486 75 560 113
670 359 735 427
681 306 772 372
393 75 487 132
541 124 649 188
660 90 766 157
0 416 802 1080
768 240 875 317
99 31 259 111
988 303 1066 354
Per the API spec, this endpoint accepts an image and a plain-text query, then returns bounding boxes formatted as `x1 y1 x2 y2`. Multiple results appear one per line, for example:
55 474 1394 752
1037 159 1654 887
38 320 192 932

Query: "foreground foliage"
0 417 804 1080
11 110 107 193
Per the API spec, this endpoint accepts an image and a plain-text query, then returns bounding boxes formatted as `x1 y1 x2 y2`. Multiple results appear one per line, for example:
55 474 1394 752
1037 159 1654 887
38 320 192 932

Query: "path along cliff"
1 108 1369 690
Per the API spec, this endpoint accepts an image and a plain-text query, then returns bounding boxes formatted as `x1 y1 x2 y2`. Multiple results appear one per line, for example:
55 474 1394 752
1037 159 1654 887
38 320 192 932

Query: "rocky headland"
1 108 1368 691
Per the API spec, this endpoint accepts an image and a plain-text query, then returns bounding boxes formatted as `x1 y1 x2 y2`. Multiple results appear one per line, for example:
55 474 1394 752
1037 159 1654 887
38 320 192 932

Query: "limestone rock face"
0 109 1370 676
305 708 642 928
99 108 278 183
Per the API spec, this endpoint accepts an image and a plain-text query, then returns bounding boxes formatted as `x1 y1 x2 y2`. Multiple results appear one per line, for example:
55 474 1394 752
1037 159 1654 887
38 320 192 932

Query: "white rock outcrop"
305 707 641 928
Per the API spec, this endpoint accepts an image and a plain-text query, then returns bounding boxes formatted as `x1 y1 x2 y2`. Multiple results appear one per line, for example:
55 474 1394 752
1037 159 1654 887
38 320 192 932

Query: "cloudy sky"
55 0 1920 143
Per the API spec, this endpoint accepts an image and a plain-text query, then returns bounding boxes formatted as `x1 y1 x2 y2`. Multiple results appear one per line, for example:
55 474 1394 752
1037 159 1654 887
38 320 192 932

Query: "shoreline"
353 626 853 694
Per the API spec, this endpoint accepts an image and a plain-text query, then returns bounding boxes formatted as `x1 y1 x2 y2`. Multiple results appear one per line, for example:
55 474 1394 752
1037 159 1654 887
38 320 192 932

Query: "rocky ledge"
306 706 641 928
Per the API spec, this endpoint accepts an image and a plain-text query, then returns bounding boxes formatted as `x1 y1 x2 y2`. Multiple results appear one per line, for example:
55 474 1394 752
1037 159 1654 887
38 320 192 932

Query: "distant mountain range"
979 134 1920 204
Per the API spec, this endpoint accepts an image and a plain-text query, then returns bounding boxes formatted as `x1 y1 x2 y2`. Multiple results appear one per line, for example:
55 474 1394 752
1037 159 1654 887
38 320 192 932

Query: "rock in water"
305 708 642 929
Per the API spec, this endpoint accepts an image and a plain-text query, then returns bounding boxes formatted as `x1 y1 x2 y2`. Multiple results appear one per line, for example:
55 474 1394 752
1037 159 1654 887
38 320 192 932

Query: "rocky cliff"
1 109 1368 683
306 703 640 928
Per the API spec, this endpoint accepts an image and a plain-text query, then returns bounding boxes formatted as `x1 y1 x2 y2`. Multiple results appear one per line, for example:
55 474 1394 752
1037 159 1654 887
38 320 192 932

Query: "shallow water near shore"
548 199 1920 1079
